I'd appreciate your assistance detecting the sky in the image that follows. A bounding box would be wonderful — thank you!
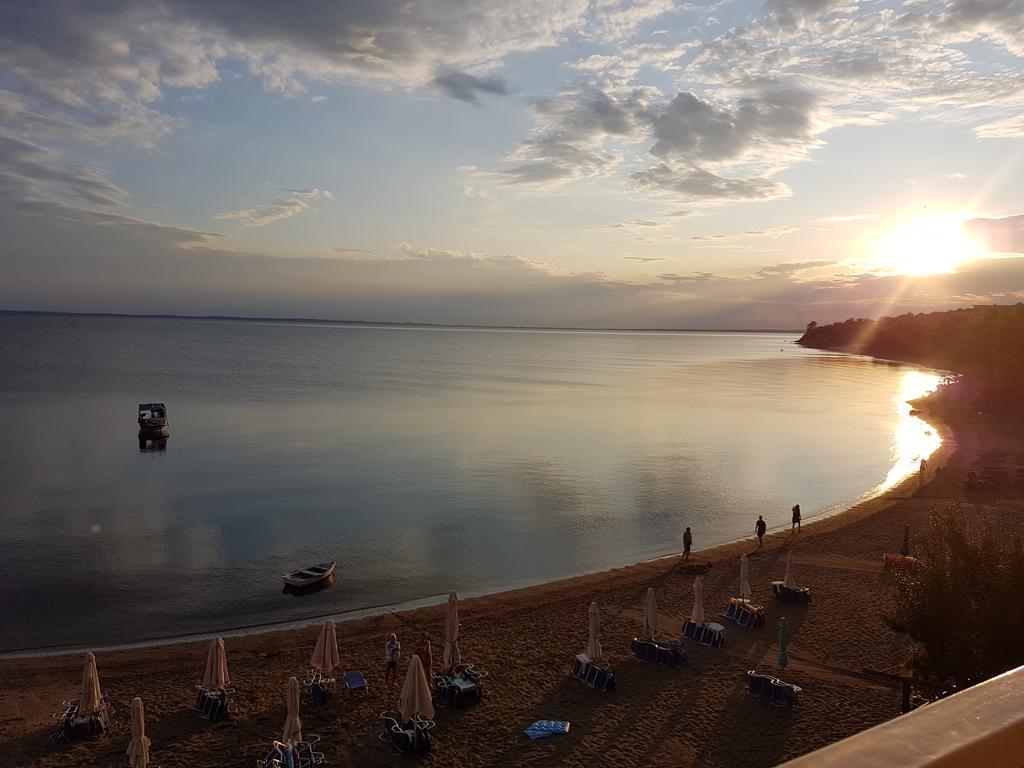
[1,0,1023,329]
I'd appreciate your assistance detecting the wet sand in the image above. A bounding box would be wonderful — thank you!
[4,396,1024,768]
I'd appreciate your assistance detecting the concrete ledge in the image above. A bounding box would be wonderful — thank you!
[779,665,1024,768]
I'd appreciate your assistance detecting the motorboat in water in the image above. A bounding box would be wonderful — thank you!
[138,403,169,437]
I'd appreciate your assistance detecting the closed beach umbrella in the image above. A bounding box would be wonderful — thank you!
[586,601,603,659]
[80,652,103,716]
[783,551,796,589]
[126,697,151,768]
[310,620,340,675]
[202,637,230,690]
[690,577,705,626]
[900,523,911,557]
[740,555,752,601]
[642,587,658,639]
[443,590,462,670]
[778,617,789,669]
[282,676,303,743]
[399,655,435,721]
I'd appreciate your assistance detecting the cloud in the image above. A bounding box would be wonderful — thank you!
[214,188,333,227]
[692,226,798,241]
[632,164,790,202]
[432,68,508,104]
[623,255,668,262]
[648,84,822,167]
[5,180,1024,330]
[974,115,1024,138]
[757,259,834,276]
[496,85,654,186]
[0,136,128,207]
[966,215,1024,254]
[820,213,878,223]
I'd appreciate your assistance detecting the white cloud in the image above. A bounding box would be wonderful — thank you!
[214,188,333,227]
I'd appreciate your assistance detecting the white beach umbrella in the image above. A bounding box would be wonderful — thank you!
[126,697,151,768]
[586,601,603,660]
[399,655,435,721]
[690,577,705,626]
[443,590,461,670]
[80,652,103,716]
[202,636,230,690]
[784,551,796,589]
[740,555,752,601]
[282,676,303,743]
[642,587,659,639]
[310,620,340,675]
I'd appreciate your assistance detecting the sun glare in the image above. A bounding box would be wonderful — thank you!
[871,213,982,276]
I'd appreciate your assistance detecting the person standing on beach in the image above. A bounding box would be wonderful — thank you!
[683,526,693,560]
[415,633,432,678]
[756,515,767,547]
[791,504,801,533]
[919,459,927,491]
[384,633,401,686]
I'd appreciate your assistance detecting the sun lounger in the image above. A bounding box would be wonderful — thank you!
[343,670,368,694]
[525,720,571,740]
[883,553,920,570]
[570,653,617,690]
[746,670,801,707]
[378,711,433,755]
[196,687,231,720]
[722,598,766,627]
[629,638,687,667]
[681,619,725,647]
[771,581,811,604]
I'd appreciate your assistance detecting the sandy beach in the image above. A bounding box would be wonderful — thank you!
[5,396,1024,768]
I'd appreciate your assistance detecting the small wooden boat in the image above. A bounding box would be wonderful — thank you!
[282,561,336,588]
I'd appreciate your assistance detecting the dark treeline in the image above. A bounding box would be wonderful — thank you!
[798,304,1024,400]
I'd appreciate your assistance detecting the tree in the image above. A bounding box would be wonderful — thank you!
[888,501,1024,690]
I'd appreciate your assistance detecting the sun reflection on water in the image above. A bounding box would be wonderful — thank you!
[877,370,943,492]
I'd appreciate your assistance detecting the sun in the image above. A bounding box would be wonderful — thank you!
[871,212,983,276]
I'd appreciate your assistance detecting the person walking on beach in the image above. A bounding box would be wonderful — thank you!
[683,526,693,560]
[918,459,927,491]
[384,633,401,686]
[755,515,767,547]
[791,504,801,533]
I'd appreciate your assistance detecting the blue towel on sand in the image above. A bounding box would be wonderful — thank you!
[525,720,570,740]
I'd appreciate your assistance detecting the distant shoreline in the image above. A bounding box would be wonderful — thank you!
[0,308,802,334]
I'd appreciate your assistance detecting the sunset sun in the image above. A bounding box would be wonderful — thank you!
[872,213,983,276]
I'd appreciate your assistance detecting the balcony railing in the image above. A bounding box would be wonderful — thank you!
[779,665,1024,767]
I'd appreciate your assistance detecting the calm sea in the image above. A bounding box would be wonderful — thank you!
[0,316,940,651]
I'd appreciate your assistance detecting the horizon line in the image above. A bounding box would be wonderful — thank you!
[0,308,803,334]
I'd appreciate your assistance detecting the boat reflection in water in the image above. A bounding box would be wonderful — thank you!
[138,434,168,452]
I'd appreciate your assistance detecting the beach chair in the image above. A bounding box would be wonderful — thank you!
[771,679,802,707]
[378,711,433,756]
[343,670,368,695]
[196,687,232,720]
[571,654,588,681]
[722,598,766,627]
[630,638,686,667]
[771,582,811,604]
[682,619,725,648]
[746,670,775,698]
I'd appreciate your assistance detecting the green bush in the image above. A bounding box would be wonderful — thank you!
[889,501,1024,689]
